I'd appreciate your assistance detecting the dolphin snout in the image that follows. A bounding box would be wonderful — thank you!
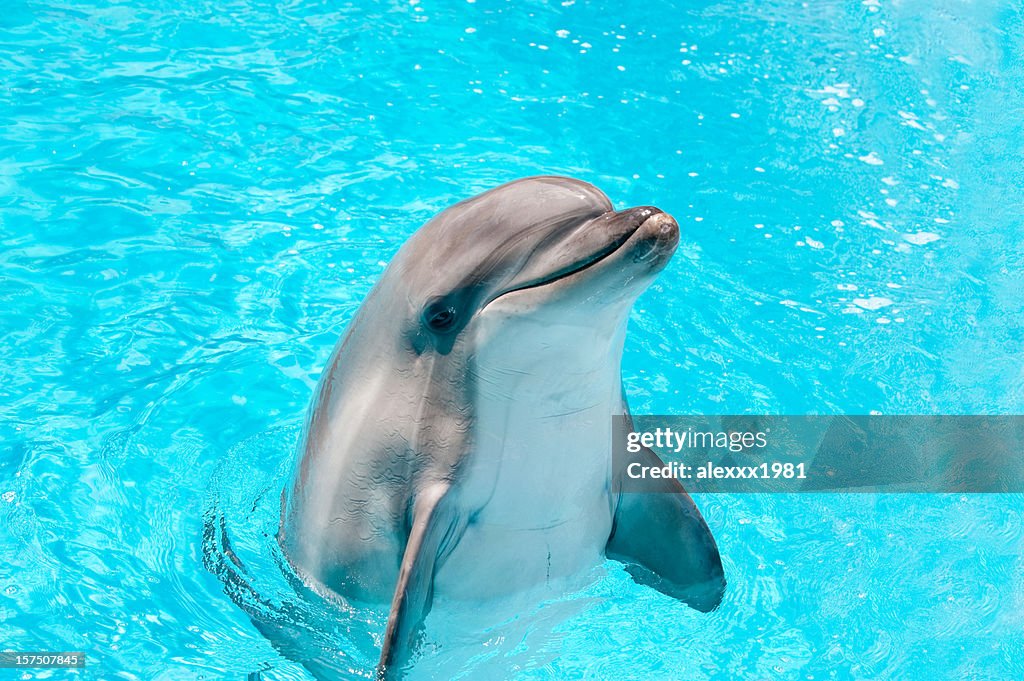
[631,211,679,263]
[643,211,679,241]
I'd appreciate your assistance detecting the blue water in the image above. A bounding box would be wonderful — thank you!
[2,0,1023,678]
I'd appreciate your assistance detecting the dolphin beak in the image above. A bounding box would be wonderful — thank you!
[631,211,680,264]
[490,206,669,301]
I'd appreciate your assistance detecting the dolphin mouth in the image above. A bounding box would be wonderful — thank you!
[491,207,667,300]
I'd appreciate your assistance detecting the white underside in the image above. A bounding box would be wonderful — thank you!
[433,308,627,600]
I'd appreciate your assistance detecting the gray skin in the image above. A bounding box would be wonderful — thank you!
[278,176,725,679]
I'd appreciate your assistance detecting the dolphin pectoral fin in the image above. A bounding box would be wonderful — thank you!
[607,446,725,612]
[377,483,454,680]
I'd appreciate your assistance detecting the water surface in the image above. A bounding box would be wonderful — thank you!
[2,0,1023,678]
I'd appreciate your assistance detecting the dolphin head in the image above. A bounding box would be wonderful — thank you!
[383,176,679,356]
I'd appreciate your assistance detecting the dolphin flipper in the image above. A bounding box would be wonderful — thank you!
[607,445,725,612]
[378,484,456,680]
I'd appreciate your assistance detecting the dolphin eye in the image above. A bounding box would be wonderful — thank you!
[423,300,458,333]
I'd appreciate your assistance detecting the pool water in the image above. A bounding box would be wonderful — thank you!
[2,0,1023,678]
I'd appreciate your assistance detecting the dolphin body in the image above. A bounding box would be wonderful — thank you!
[278,176,725,678]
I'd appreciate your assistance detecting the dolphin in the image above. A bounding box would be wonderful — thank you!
[277,176,725,678]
